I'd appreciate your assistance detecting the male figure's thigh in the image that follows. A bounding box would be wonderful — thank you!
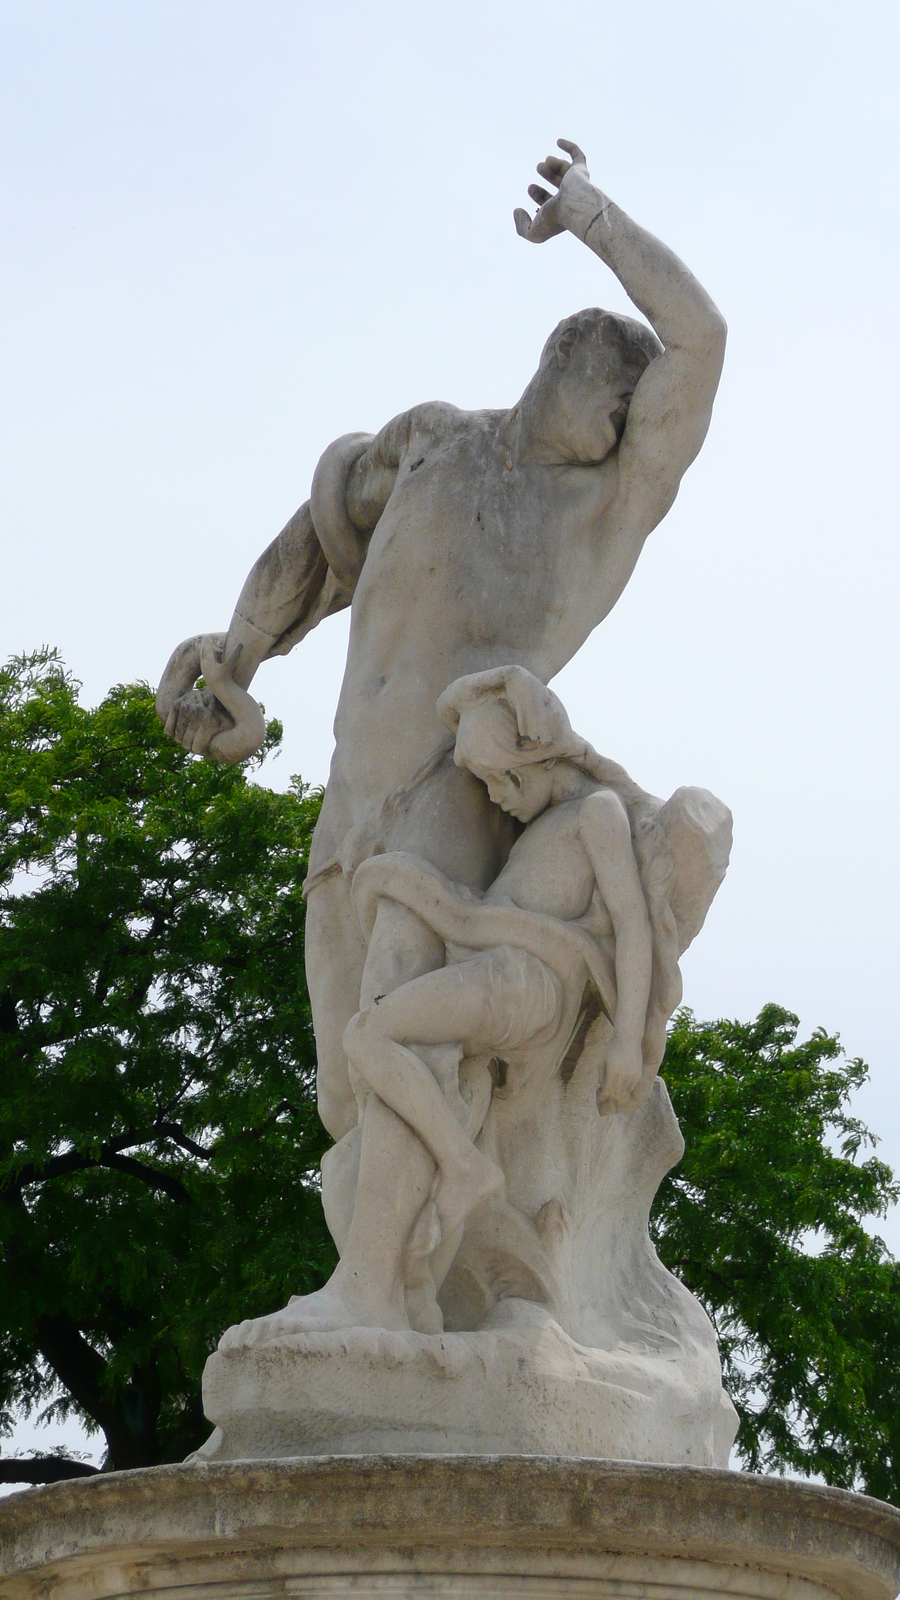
[308,759,511,1133]
[305,871,369,1140]
[388,757,512,890]
[359,900,445,1011]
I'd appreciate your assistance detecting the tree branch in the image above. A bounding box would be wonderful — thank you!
[7,1144,191,1205]
[35,1311,111,1432]
[0,1456,99,1484]
[216,1100,297,1151]
[0,987,19,1034]
[103,1152,191,1204]
[155,1122,214,1160]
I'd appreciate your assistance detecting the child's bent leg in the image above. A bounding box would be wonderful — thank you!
[344,963,504,1235]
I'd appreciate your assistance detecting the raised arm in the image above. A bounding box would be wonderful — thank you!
[515,140,726,521]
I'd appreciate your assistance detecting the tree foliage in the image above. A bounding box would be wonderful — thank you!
[1,651,898,1503]
[654,1006,900,1501]
[0,651,334,1480]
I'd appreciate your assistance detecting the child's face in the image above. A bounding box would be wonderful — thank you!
[478,761,555,823]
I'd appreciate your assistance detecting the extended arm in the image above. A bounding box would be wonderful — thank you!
[577,791,653,1113]
[516,140,726,519]
[157,401,431,761]
[156,432,376,760]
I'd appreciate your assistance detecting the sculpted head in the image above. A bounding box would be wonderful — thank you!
[512,308,662,466]
[438,668,585,824]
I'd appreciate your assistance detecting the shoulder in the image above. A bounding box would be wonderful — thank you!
[406,401,471,444]
[377,401,495,462]
[363,401,467,469]
[577,787,631,841]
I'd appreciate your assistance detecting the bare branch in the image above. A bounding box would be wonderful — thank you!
[103,1152,191,1204]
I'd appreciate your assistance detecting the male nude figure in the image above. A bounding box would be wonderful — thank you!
[158,140,726,1159]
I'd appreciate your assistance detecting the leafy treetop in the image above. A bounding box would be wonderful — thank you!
[656,1005,900,1501]
[0,650,334,1477]
[1,652,898,1505]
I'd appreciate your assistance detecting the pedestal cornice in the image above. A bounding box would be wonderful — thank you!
[1,1456,899,1599]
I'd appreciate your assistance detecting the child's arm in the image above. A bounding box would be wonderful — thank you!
[577,791,653,1114]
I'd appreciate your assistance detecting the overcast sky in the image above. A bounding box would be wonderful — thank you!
[2,0,898,1469]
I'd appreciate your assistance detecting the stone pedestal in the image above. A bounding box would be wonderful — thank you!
[202,1080,740,1472]
[197,1307,737,1465]
[2,1456,898,1599]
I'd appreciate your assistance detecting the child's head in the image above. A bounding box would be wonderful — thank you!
[475,757,559,823]
[438,667,584,822]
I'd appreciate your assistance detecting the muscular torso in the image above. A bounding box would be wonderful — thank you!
[322,406,622,846]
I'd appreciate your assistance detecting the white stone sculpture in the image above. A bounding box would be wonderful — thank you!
[158,141,735,1462]
[200,670,736,1461]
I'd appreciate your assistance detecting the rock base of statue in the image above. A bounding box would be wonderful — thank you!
[195,1299,737,1465]
[3,1457,899,1600]
[192,1077,739,1469]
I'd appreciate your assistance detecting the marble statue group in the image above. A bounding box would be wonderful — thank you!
[157,140,737,1463]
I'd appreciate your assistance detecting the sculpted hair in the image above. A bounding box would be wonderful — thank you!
[541,307,663,379]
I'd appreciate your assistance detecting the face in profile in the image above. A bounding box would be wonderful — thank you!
[525,310,659,466]
[553,353,636,463]
[475,761,556,823]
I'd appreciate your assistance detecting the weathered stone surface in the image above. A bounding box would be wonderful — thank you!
[198,1303,737,1465]
[2,1457,899,1599]
[198,1076,736,1466]
[204,674,735,1464]
[154,142,736,1468]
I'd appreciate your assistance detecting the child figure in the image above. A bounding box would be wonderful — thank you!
[223,665,703,1346]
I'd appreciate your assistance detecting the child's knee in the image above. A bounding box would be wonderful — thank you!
[342,1005,387,1062]
[593,788,628,826]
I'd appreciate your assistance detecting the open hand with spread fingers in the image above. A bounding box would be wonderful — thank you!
[514,138,606,244]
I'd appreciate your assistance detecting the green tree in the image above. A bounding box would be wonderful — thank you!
[2,652,898,1504]
[0,651,334,1483]
[654,1006,900,1501]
